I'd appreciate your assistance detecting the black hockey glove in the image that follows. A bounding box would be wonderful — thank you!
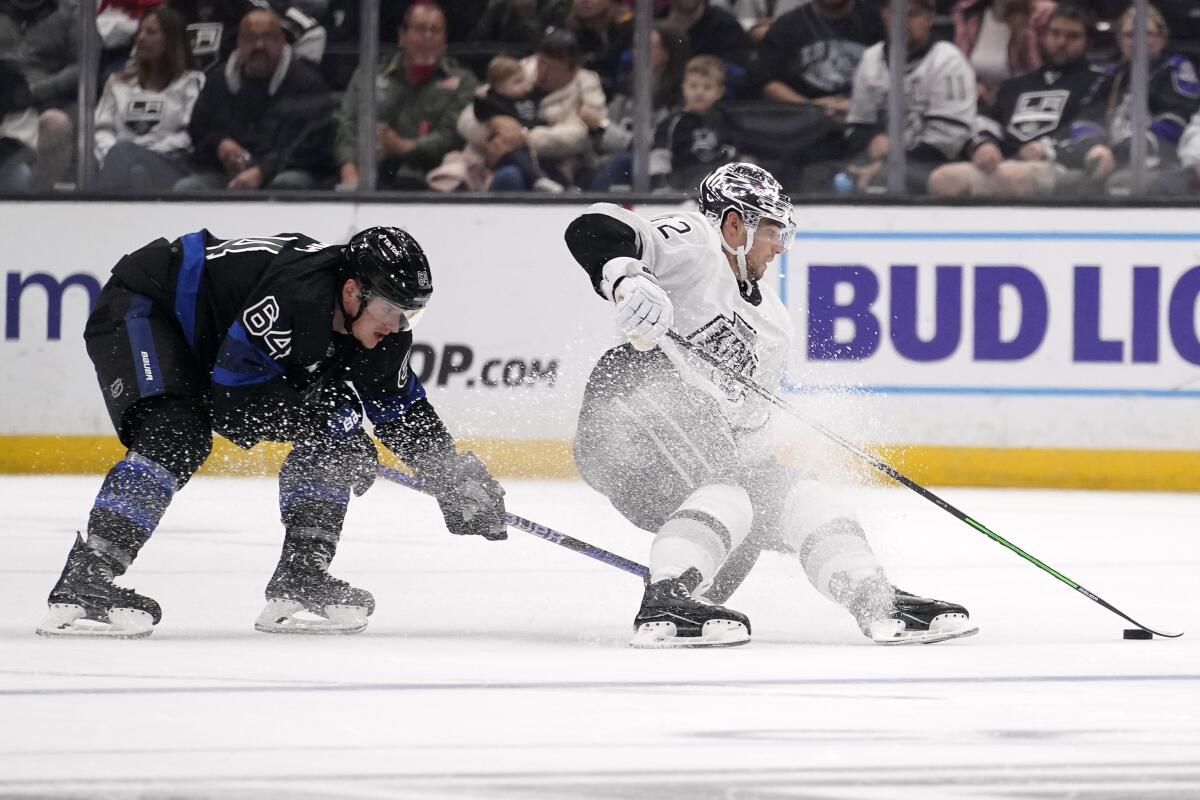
[424,451,507,541]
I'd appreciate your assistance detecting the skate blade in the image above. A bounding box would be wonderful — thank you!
[630,619,751,649]
[35,604,155,639]
[870,613,979,646]
[254,599,368,635]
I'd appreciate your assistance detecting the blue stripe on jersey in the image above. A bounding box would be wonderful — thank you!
[212,321,286,387]
[174,231,207,351]
[125,294,164,399]
[358,371,427,425]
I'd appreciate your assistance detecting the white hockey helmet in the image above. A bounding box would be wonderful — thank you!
[698,163,795,285]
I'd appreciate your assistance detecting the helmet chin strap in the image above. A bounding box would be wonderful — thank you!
[337,279,367,329]
[720,225,757,290]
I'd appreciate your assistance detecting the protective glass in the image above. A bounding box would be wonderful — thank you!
[363,293,425,331]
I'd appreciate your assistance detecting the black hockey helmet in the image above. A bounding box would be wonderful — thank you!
[343,226,433,311]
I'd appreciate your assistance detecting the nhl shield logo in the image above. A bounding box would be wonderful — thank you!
[109,378,124,398]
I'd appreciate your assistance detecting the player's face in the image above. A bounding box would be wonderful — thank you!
[744,220,791,280]
[1042,18,1087,66]
[341,279,410,348]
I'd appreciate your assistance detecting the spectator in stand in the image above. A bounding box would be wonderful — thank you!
[1151,105,1200,194]
[379,0,484,45]
[566,0,632,98]
[650,54,741,191]
[929,3,1103,197]
[1065,4,1200,194]
[336,1,475,191]
[715,0,806,41]
[661,0,752,91]
[0,58,37,192]
[0,0,88,190]
[96,0,164,86]
[456,26,604,190]
[469,0,569,50]
[170,0,325,73]
[759,0,884,116]
[952,0,1055,111]
[96,7,205,191]
[177,7,334,189]
[842,0,975,193]
[756,0,884,190]
[582,23,689,190]
[471,54,563,191]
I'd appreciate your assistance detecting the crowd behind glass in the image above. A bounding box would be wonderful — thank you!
[2,0,1199,198]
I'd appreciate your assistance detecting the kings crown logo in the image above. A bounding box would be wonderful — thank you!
[688,314,757,404]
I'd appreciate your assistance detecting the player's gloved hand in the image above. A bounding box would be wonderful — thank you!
[614,274,673,349]
[424,451,507,540]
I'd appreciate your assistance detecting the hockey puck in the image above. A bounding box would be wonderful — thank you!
[1123,628,1153,640]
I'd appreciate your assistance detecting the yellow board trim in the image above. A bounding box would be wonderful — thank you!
[0,436,1196,491]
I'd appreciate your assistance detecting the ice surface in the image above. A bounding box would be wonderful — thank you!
[2,475,1199,799]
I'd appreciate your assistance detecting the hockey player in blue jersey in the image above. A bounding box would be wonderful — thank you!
[38,227,507,638]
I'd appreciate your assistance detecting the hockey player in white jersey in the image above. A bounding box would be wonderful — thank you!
[564,162,976,648]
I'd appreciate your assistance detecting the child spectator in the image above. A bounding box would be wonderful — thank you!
[474,54,563,192]
[650,54,740,191]
[453,26,604,191]
[95,7,204,191]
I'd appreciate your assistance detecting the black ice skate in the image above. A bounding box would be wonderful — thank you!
[36,533,161,639]
[851,578,978,645]
[630,567,751,648]
[255,546,374,635]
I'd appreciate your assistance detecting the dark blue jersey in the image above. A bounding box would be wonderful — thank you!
[108,230,426,436]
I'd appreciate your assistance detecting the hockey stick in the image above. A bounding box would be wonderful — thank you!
[378,466,650,584]
[666,330,1183,638]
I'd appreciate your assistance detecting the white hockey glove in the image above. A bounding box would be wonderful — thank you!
[614,274,673,350]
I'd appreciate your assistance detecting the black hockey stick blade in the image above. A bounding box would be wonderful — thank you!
[665,330,1183,639]
[378,466,650,584]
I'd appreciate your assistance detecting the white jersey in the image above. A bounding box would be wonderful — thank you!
[585,202,793,444]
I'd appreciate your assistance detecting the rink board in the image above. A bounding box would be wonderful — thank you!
[1,200,1198,488]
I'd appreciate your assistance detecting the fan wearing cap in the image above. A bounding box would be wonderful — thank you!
[37,226,506,640]
[564,162,976,649]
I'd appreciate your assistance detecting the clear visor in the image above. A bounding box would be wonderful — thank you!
[753,220,796,249]
[363,293,425,331]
